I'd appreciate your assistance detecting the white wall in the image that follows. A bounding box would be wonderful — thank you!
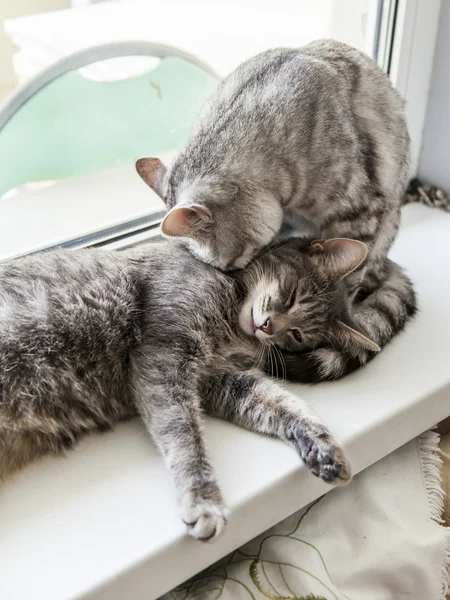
[0,0,69,100]
[418,1,450,191]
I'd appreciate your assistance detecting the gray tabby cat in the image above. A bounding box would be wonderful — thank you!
[1,237,384,540]
[136,39,413,382]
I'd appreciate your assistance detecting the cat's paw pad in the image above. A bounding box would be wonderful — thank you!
[180,485,228,542]
[294,428,352,485]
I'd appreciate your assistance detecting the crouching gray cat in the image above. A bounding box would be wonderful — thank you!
[0,237,397,541]
[136,39,412,382]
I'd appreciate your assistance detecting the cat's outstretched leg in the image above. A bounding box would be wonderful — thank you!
[131,360,227,542]
[273,258,416,383]
[202,370,351,485]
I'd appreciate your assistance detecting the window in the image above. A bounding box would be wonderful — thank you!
[0,0,439,260]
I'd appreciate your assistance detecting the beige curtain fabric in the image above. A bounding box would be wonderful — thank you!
[165,431,450,600]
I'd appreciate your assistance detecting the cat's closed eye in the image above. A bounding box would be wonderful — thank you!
[290,328,303,344]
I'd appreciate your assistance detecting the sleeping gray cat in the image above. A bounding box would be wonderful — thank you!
[0,237,399,541]
[136,39,412,382]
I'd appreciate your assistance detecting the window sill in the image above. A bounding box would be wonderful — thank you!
[0,164,165,261]
[2,203,450,599]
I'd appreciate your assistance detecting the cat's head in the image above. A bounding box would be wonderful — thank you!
[239,237,380,355]
[136,157,282,270]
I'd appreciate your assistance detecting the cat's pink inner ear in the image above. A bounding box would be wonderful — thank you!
[135,157,167,199]
[161,206,210,238]
[313,238,368,279]
[337,321,381,352]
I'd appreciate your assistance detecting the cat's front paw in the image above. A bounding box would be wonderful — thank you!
[293,426,352,485]
[180,483,228,542]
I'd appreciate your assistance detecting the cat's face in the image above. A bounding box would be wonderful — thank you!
[135,157,282,270]
[239,238,380,355]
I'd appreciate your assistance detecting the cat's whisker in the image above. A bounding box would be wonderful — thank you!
[269,345,278,380]
[268,343,275,379]
[258,237,294,259]
[272,343,287,381]
[257,345,267,372]
[252,342,265,372]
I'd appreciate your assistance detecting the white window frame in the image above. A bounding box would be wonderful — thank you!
[389,0,442,177]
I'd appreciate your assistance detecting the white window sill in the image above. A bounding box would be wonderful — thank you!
[0,164,165,261]
[2,203,450,600]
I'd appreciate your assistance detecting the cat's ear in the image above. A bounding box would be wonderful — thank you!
[136,157,167,200]
[308,238,368,279]
[161,205,211,238]
[336,320,381,353]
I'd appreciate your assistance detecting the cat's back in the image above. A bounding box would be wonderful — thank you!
[197,39,402,127]
[0,242,234,362]
[190,39,408,199]
[298,40,408,147]
[0,248,140,343]
[0,249,143,411]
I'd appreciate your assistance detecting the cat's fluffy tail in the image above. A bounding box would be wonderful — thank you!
[272,259,416,383]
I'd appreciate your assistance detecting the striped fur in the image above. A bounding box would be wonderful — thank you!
[138,40,409,274]
[136,39,413,381]
[271,259,416,383]
[0,239,363,541]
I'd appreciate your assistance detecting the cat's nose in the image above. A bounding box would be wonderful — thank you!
[259,318,273,335]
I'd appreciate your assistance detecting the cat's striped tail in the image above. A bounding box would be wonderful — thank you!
[273,259,417,384]
[403,178,450,212]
